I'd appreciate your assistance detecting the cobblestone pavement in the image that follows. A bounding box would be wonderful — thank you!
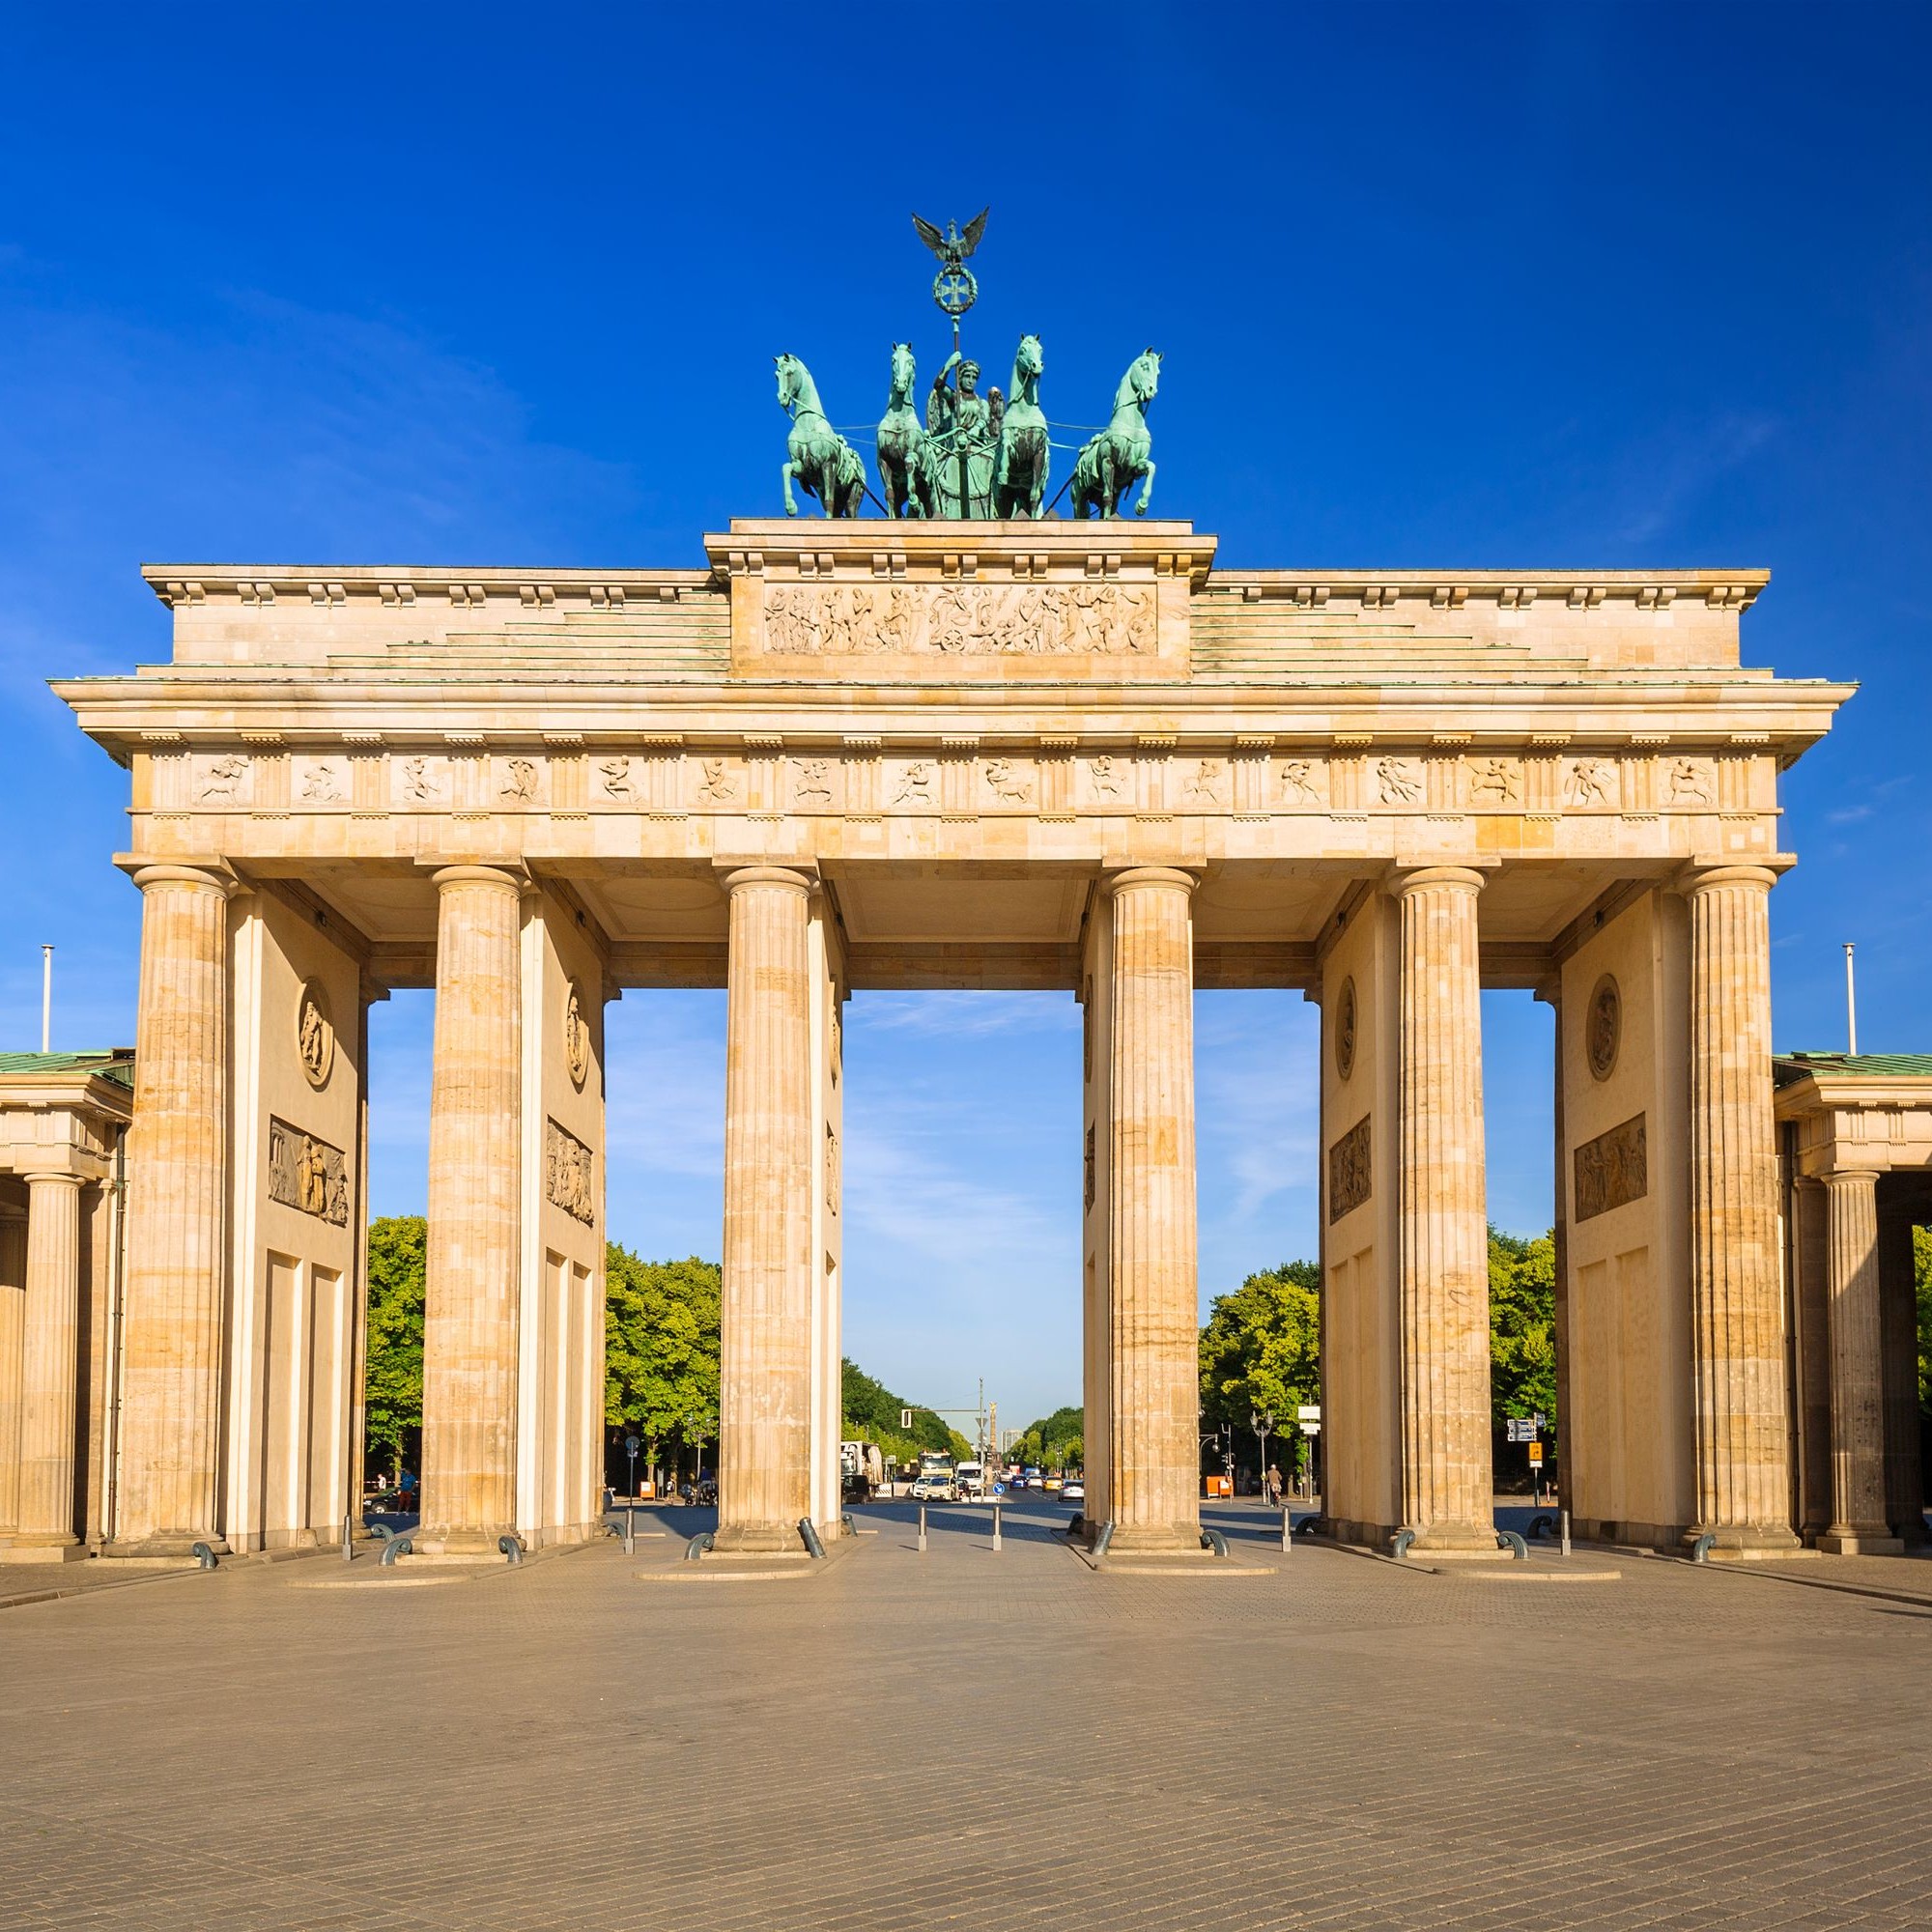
[2,1496,1929,1931]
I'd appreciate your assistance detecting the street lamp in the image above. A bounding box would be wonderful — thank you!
[1251,1408,1275,1501]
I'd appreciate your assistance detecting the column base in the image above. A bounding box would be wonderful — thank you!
[710,1521,810,1555]
[0,1538,87,1565]
[1101,1520,1203,1556]
[102,1535,228,1561]
[1818,1529,1905,1556]
[415,1525,516,1557]
[1405,1521,1512,1560]
[1681,1523,1803,1561]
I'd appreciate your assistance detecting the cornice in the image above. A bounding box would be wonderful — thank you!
[139,556,1769,614]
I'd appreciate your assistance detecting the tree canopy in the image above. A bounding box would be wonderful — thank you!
[1914,1227,1932,1411]
[841,1358,972,1463]
[603,1248,721,1458]
[1011,1405,1084,1470]
[1198,1260,1321,1442]
[365,1215,426,1472]
[1489,1227,1558,1427]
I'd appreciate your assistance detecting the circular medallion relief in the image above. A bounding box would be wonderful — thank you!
[563,981,590,1091]
[1335,977,1358,1082]
[297,980,334,1091]
[1586,974,1621,1082]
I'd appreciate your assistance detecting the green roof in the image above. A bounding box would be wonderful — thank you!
[1775,1052,1932,1086]
[0,1051,135,1089]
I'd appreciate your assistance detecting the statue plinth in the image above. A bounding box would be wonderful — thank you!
[710,520,1210,685]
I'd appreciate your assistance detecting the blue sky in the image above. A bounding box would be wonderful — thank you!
[3,5,1927,1426]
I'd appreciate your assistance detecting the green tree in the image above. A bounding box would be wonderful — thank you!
[1914,1226,1932,1412]
[1198,1261,1321,1444]
[364,1215,426,1475]
[603,1248,722,1473]
[1489,1226,1558,1430]
[1012,1404,1085,1470]
[840,1358,971,1465]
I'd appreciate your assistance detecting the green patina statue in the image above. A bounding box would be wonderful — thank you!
[1070,349,1160,519]
[876,341,933,519]
[776,353,865,518]
[993,332,1048,519]
[925,350,1000,519]
[771,213,1168,519]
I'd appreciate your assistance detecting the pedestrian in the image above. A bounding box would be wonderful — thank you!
[1264,1464,1282,1507]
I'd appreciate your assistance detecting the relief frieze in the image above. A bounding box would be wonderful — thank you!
[182,744,1741,825]
[1574,1113,1646,1222]
[545,1119,595,1225]
[268,1117,350,1226]
[1329,1115,1372,1223]
[761,581,1156,657]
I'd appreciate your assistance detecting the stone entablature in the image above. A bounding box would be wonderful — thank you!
[1775,1055,1932,1177]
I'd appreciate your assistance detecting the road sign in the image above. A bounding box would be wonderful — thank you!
[1506,1418,1539,1442]
[1300,1421,1321,1435]
[900,1407,913,1430]
[1527,1441,1544,1463]
[1296,1405,1321,1423]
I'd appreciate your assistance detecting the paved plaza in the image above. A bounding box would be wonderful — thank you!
[2,1496,1928,1931]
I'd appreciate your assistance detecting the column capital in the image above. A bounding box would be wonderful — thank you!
[1391,863,1491,897]
[1105,865,1199,896]
[17,1168,87,1192]
[122,860,238,897]
[1680,858,1792,896]
[428,862,528,895]
[1823,1165,1883,1188]
[717,863,816,896]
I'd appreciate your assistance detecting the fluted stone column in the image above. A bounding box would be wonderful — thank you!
[716,867,814,1551]
[109,864,232,1555]
[420,866,525,1553]
[1877,1208,1924,1544]
[0,1215,25,1539]
[1106,867,1201,1553]
[1396,867,1496,1551]
[1821,1169,1897,1552]
[1686,865,1799,1554]
[13,1173,86,1554]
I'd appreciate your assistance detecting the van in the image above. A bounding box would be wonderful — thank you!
[955,1461,985,1500]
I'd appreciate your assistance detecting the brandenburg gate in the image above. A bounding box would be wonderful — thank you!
[45,519,1852,1562]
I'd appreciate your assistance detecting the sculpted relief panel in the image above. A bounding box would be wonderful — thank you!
[761,582,1156,657]
[268,1119,351,1226]
[1574,1113,1647,1222]
[546,1119,596,1226]
[1328,1116,1372,1223]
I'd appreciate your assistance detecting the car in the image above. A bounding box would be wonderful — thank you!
[1041,1475,1064,1493]
[910,1473,954,1501]
[1063,1479,1085,1503]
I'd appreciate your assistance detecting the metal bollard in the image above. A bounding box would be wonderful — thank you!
[624,1503,635,1557]
[1560,1509,1571,1557]
[918,1502,927,1552]
[992,1502,1002,1551]
[1282,1504,1292,1553]
[344,1510,355,1564]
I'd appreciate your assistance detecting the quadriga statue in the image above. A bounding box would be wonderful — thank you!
[1070,349,1160,519]
[876,342,933,519]
[776,353,866,518]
